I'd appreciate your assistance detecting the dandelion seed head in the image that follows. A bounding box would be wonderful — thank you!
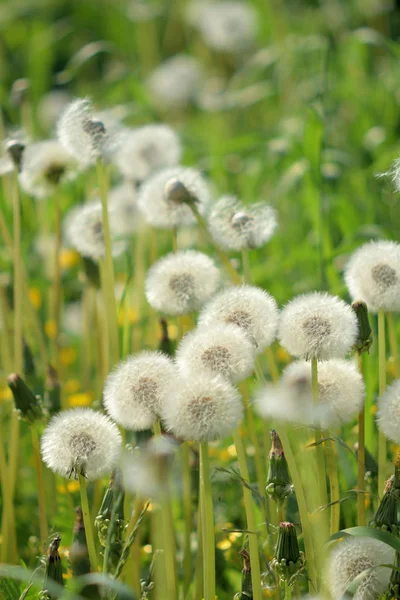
[198,285,279,353]
[40,408,122,480]
[146,251,220,315]
[103,351,177,431]
[176,324,255,383]
[344,241,400,313]
[279,292,357,360]
[147,54,203,109]
[377,379,400,443]
[137,166,212,229]
[162,374,243,441]
[208,196,277,250]
[327,537,394,600]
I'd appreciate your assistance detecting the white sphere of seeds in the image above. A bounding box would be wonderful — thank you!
[103,351,177,431]
[145,250,220,316]
[137,166,212,230]
[176,324,256,383]
[40,408,122,480]
[198,285,279,353]
[162,374,243,442]
[279,292,358,360]
[147,54,203,109]
[344,240,400,313]
[327,537,394,600]
[377,379,400,443]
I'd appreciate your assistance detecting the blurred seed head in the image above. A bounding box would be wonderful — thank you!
[377,379,400,444]
[147,54,203,110]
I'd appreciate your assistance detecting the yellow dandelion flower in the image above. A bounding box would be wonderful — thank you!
[29,287,42,309]
[60,347,77,366]
[142,544,152,555]
[168,323,178,340]
[217,539,232,550]
[64,379,80,394]
[276,347,291,363]
[57,484,67,494]
[219,449,231,462]
[118,307,139,326]
[227,444,237,458]
[45,320,57,339]
[67,481,80,493]
[0,386,12,403]
[67,392,93,407]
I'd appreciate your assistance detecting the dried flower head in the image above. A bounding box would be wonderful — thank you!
[108,182,140,237]
[57,98,109,166]
[65,201,127,260]
[40,408,122,480]
[344,241,400,313]
[377,379,400,444]
[198,285,279,353]
[146,250,220,315]
[162,374,243,441]
[176,324,256,383]
[279,292,358,360]
[147,54,203,109]
[189,1,258,53]
[327,537,394,600]
[103,351,177,431]
[18,140,77,199]
[137,166,212,229]
[113,125,181,182]
[208,196,277,250]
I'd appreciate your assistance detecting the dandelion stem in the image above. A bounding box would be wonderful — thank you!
[161,492,178,600]
[324,435,340,535]
[31,425,48,546]
[387,312,400,378]
[182,442,193,596]
[232,429,262,600]
[79,474,98,573]
[241,249,251,284]
[199,441,216,600]
[378,310,387,496]
[311,359,328,512]
[50,190,62,370]
[357,353,366,526]
[240,382,266,498]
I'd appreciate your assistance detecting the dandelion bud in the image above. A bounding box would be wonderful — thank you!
[145,250,220,316]
[327,537,394,600]
[279,292,358,360]
[352,300,373,355]
[162,374,243,442]
[42,534,64,599]
[266,431,293,505]
[377,380,400,444]
[7,373,44,424]
[344,241,400,313]
[198,285,279,353]
[45,365,61,417]
[271,522,304,584]
[176,324,256,383]
[370,464,400,534]
[6,139,25,171]
[40,408,122,480]
[234,547,252,600]
[137,167,212,229]
[70,507,90,577]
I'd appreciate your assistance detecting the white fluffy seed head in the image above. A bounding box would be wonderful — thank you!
[18,140,77,199]
[40,408,122,480]
[344,241,400,313]
[146,250,221,316]
[377,379,400,443]
[64,201,127,260]
[137,166,212,229]
[327,537,394,600]
[112,125,181,181]
[208,196,277,250]
[103,351,177,431]
[162,374,243,441]
[176,324,256,383]
[189,1,258,53]
[108,182,140,237]
[147,55,203,109]
[279,292,358,360]
[57,98,109,167]
[198,285,279,353]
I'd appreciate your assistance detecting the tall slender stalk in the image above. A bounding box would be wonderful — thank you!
[31,426,48,546]
[324,435,340,534]
[357,353,366,526]
[182,442,193,596]
[311,359,328,511]
[378,310,387,496]
[199,441,215,600]
[50,191,62,370]
[79,474,98,573]
[232,430,263,600]
[387,312,400,378]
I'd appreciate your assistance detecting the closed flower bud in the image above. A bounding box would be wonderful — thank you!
[7,373,45,424]
[266,431,293,505]
[42,534,64,599]
[370,464,400,534]
[352,300,373,355]
[271,522,304,584]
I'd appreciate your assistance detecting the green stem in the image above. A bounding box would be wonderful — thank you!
[232,430,262,600]
[387,312,400,378]
[50,191,62,370]
[311,359,328,511]
[182,442,193,596]
[199,441,216,600]
[357,353,366,526]
[241,249,252,284]
[32,426,48,547]
[194,497,204,600]
[378,310,387,496]
[161,493,178,600]
[240,383,266,498]
[284,579,292,600]
[324,435,340,535]
[79,474,98,573]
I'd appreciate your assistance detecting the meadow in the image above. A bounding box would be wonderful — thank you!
[1,0,400,599]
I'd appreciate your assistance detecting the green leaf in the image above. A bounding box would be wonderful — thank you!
[0,577,20,600]
[330,526,400,552]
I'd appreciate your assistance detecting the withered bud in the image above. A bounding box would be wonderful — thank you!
[352,301,373,355]
[7,373,44,424]
[6,140,25,171]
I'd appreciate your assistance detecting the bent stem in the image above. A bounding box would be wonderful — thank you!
[199,441,216,600]
[357,353,366,526]
[31,426,48,547]
[79,474,98,573]
[378,310,387,496]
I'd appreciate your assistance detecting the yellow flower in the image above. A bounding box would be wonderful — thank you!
[118,307,139,326]
[227,444,237,458]
[64,379,80,394]
[60,347,77,366]
[68,392,93,407]
[45,320,57,339]
[60,249,80,270]
[67,481,80,493]
[57,484,67,494]
[29,287,42,309]
[217,539,232,550]
[0,386,12,403]
[142,544,152,555]
[276,347,291,363]
[169,324,178,341]
[219,449,231,462]
[370,404,377,415]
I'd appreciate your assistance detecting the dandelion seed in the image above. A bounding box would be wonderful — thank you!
[146,250,220,315]
[162,374,243,442]
[377,379,400,444]
[176,324,256,383]
[198,285,278,352]
[147,54,203,109]
[103,351,177,431]
[344,241,400,313]
[279,292,357,360]
[112,125,181,182]
[40,408,122,480]
[327,537,394,600]
[208,195,277,250]
[137,166,212,229]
